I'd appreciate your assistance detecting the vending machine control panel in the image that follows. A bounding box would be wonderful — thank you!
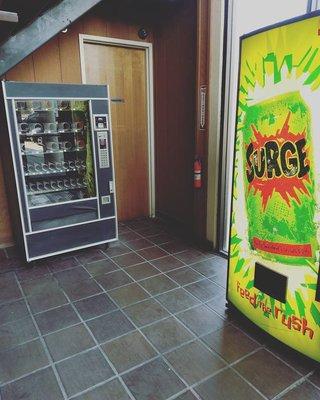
[97,131,110,169]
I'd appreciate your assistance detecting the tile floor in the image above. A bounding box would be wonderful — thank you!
[0,218,319,399]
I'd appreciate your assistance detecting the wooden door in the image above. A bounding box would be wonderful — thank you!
[83,43,149,221]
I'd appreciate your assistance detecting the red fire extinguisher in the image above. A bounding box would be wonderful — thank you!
[194,158,202,189]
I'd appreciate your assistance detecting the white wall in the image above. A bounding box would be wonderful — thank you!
[206,0,225,246]
[207,0,310,250]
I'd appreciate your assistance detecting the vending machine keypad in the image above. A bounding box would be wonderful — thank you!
[97,132,110,169]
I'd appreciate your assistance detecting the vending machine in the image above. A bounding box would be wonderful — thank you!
[227,12,320,361]
[1,81,117,262]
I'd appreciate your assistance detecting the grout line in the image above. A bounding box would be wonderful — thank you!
[0,274,224,346]
[0,312,38,329]
[67,375,126,400]
[272,372,313,400]
[176,346,269,400]
[98,243,227,329]
[105,354,160,377]
[227,347,263,367]
[306,374,320,391]
[89,242,237,397]
[0,364,56,388]
[0,296,25,308]
[0,249,230,396]
[116,223,214,261]
[1,228,215,296]
[224,343,314,400]
[166,387,203,400]
[167,387,203,400]
[262,347,307,377]
[228,364,270,400]
[13,277,69,400]
[179,345,266,398]
[101,244,216,299]
[77,254,205,398]
[113,226,223,289]
[2,279,310,400]
[13,256,81,282]
[0,300,205,356]
[0,221,269,400]
[49,273,136,400]
[109,225,277,400]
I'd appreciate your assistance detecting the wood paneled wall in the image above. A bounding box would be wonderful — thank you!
[154,0,197,228]
[194,0,211,240]
[0,0,198,245]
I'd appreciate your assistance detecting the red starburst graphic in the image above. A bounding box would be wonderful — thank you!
[247,112,311,210]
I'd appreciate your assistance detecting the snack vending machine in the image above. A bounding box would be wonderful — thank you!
[227,12,320,361]
[1,81,117,262]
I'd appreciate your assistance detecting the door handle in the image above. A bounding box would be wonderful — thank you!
[111,98,125,103]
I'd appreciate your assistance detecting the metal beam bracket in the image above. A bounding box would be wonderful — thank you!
[0,11,18,23]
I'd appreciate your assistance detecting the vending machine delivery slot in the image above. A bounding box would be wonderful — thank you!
[253,263,288,304]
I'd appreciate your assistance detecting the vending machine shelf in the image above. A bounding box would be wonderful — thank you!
[26,184,87,196]
[21,149,86,156]
[19,131,85,137]
[25,167,84,177]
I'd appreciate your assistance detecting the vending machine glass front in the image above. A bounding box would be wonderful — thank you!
[15,99,96,208]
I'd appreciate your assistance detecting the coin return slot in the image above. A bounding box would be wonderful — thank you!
[101,195,111,205]
[254,262,287,303]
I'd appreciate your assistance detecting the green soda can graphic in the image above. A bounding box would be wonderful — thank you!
[242,91,317,265]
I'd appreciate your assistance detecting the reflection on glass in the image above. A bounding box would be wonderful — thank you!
[15,99,96,207]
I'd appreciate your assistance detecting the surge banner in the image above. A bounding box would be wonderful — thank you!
[228,13,320,361]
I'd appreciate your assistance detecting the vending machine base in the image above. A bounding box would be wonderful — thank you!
[1,81,117,262]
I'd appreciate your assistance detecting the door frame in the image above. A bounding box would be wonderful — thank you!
[79,34,155,217]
